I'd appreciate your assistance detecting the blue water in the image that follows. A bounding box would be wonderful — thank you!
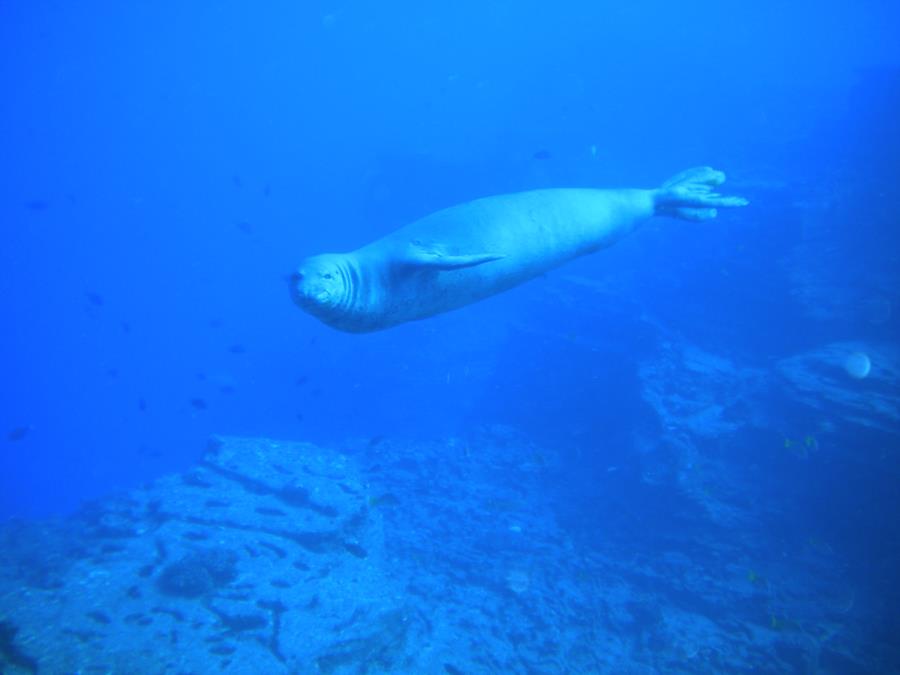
[2,1,899,672]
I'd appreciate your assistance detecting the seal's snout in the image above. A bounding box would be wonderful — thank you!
[290,265,333,307]
[290,255,349,319]
[289,270,310,307]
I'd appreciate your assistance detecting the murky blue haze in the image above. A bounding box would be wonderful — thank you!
[1,1,898,672]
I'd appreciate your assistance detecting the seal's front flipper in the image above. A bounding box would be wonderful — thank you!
[398,241,506,271]
[655,166,749,221]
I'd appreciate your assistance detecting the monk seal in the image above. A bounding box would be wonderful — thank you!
[291,166,748,332]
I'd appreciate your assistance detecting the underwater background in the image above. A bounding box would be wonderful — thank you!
[1,1,899,672]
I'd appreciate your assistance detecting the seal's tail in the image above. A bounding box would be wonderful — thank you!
[655,166,748,221]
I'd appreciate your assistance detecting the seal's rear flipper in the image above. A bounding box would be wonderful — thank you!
[655,166,749,221]
[398,241,506,271]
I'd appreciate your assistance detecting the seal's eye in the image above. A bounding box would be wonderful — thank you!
[323,273,334,280]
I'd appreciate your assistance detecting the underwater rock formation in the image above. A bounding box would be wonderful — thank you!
[0,436,395,673]
[0,620,38,674]
[0,433,886,673]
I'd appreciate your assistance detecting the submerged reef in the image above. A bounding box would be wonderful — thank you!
[0,437,391,673]
[0,432,888,673]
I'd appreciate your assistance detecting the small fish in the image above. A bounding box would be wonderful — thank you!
[343,542,367,558]
[86,610,111,625]
[121,321,132,334]
[367,493,399,507]
[232,175,243,189]
[86,292,105,307]
[25,199,50,211]
[747,569,767,586]
[138,397,147,412]
[7,426,30,441]
[106,367,119,378]
[219,385,235,395]
[190,398,208,410]
[532,149,552,160]
[263,184,272,198]
[236,221,253,235]
[229,344,246,355]
[368,435,386,447]
[138,444,163,458]
[295,412,304,422]
[295,375,309,386]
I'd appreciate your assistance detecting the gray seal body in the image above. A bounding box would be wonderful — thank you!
[291,167,747,333]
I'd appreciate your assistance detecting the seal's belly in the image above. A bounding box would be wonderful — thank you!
[398,249,555,316]
[376,189,626,324]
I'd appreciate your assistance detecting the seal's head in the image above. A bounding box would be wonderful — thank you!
[289,253,357,325]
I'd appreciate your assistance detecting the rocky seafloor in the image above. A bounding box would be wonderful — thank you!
[0,428,891,674]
